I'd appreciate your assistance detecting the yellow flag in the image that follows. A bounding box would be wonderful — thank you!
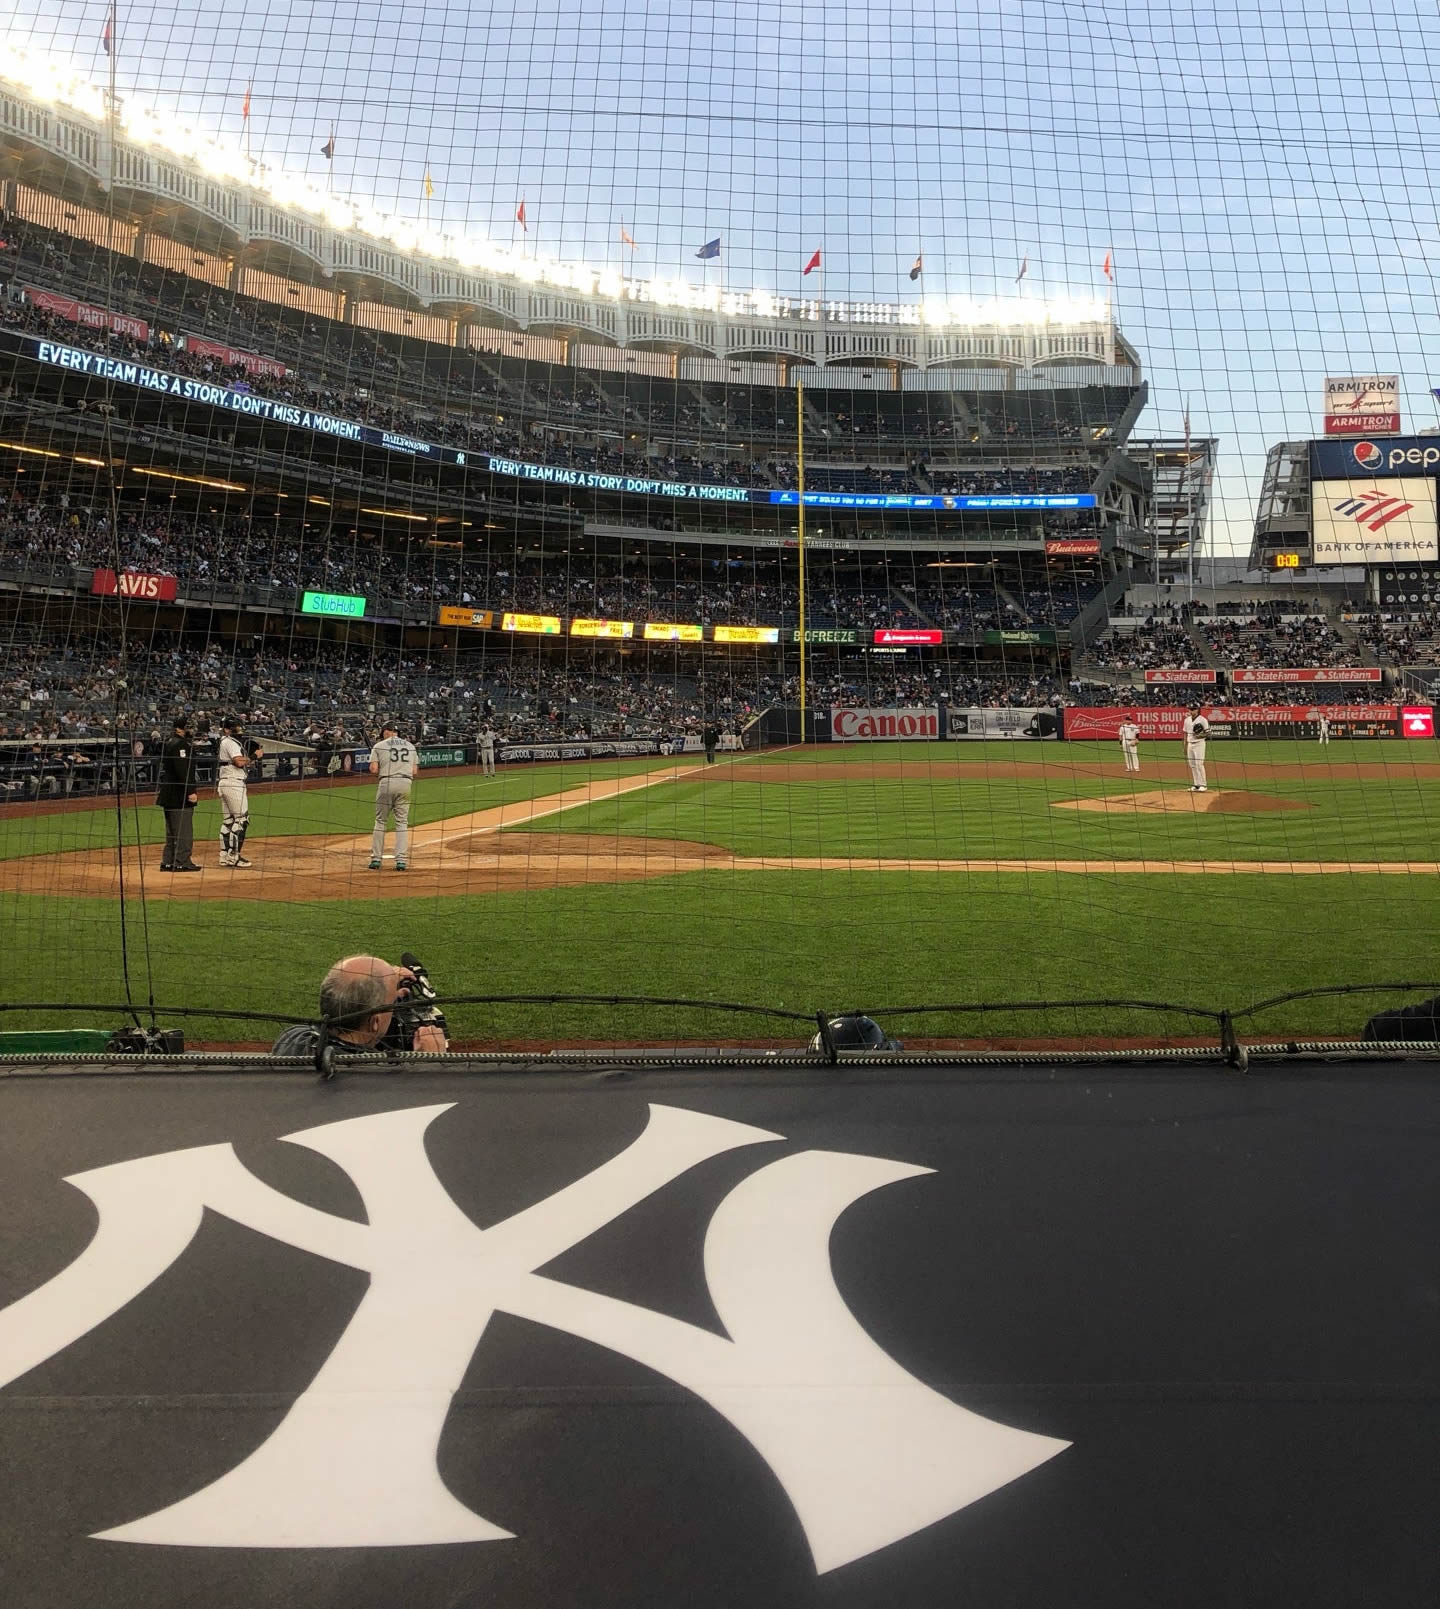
[424,168,434,200]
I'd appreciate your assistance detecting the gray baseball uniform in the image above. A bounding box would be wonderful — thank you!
[217,734,251,863]
[371,734,417,864]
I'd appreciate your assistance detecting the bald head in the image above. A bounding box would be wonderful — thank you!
[319,954,398,1045]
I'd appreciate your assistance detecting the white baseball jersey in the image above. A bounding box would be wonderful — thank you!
[1118,720,1140,747]
[217,735,247,786]
[373,736,417,781]
[1183,714,1210,747]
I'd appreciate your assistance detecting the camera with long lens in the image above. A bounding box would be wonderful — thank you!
[376,951,448,1052]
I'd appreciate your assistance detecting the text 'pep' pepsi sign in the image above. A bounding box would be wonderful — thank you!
[1312,435,1440,480]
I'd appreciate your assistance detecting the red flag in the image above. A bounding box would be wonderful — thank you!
[1102,250,1113,281]
[619,224,636,249]
[102,9,113,54]
[242,83,251,121]
[516,199,527,231]
[803,248,821,276]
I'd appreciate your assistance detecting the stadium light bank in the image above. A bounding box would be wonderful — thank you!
[1,44,1108,333]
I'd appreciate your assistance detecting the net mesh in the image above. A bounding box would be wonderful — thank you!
[1,1,1438,1053]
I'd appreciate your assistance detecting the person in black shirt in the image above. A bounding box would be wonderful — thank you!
[156,715,201,871]
[1362,996,1440,1041]
[703,722,720,764]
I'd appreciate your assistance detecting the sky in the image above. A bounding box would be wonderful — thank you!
[7,0,1440,555]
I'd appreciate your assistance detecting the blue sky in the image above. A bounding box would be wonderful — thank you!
[8,0,1440,554]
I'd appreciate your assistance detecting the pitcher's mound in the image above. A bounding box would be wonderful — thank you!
[1056,788,1310,815]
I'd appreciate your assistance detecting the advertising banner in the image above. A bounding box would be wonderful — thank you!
[1044,538,1102,556]
[301,591,366,618]
[417,746,467,769]
[830,707,940,741]
[1144,669,1218,685]
[182,334,287,380]
[790,628,860,644]
[487,454,750,504]
[27,287,148,342]
[873,629,942,646]
[1311,435,1440,480]
[1402,706,1435,738]
[1064,705,1399,740]
[436,606,494,629]
[714,625,780,644]
[982,628,1058,646]
[1231,667,1383,684]
[89,568,178,601]
[32,338,447,463]
[499,738,663,764]
[569,619,634,638]
[501,613,563,635]
[1064,707,1200,740]
[1322,375,1400,436]
[1310,478,1438,564]
[945,707,1058,740]
[769,491,1098,511]
[643,623,704,642]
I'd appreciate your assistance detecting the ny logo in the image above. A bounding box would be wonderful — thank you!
[0,1103,1067,1572]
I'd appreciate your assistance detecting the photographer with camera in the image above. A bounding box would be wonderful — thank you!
[270,953,448,1058]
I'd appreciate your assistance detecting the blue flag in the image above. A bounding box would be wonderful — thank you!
[695,237,721,260]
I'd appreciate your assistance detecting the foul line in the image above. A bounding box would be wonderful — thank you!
[734,856,1440,876]
[424,763,708,848]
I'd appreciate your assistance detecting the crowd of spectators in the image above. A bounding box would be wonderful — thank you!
[1350,612,1440,668]
[1199,616,1355,669]
[0,489,1104,634]
[1082,620,1201,672]
[0,615,1071,774]
[1076,682,1390,708]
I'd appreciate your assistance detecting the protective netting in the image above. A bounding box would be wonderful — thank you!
[2,2,1439,1052]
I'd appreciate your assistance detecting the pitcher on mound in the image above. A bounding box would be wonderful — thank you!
[1182,706,1211,793]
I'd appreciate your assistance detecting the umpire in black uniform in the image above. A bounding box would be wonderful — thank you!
[156,715,201,871]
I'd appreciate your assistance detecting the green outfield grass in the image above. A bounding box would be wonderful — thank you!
[2,739,1438,1047]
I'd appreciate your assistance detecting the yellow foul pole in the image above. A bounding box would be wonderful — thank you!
[796,382,807,733]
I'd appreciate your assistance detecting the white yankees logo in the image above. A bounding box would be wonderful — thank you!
[0,1103,1067,1571]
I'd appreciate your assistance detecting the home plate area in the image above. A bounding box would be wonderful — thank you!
[1055,787,1310,815]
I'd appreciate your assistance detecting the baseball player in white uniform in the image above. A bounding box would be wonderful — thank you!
[1182,706,1211,792]
[370,720,418,870]
[1118,715,1141,773]
[1317,712,1330,745]
[479,725,497,776]
[217,716,260,868]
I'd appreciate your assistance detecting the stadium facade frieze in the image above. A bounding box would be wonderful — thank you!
[0,72,1121,371]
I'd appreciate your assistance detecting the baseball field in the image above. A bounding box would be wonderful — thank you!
[2,737,1437,1047]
